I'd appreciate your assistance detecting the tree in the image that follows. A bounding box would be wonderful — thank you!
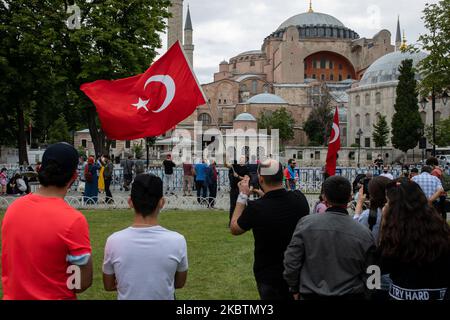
[391,59,423,154]
[63,0,171,157]
[303,83,334,146]
[425,118,450,147]
[0,0,171,162]
[132,141,144,159]
[47,114,72,145]
[0,1,68,164]
[257,108,295,144]
[372,114,390,154]
[413,0,450,96]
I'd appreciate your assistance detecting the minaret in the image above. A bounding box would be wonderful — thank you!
[395,16,402,51]
[168,0,183,48]
[400,30,408,51]
[184,5,194,67]
[308,0,314,13]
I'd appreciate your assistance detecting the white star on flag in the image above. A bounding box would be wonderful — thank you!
[132,98,150,112]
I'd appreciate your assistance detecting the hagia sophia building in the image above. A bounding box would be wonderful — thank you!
[165,0,448,165]
[74,0,448,165]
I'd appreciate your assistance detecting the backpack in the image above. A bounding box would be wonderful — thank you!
[84,164,93,183]
[441,171,450,192]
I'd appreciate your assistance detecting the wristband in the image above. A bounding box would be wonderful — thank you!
[237,193,248,205]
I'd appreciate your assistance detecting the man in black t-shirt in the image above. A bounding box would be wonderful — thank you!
[230,160,310,300]
[162,155,176,195]
[227,158,250,224]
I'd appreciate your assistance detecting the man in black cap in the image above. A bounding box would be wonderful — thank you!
[1,142,93,300]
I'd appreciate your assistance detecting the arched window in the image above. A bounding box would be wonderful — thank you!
[355,95,360,107]
[198,113,212,125]
[263,84,270,93]
[365,113,371,127]
[355,114,361,127]
[375,92,381,105]
[365,93,371,106]
[435,111,442,122]
[252,80,258,94]
[420,111,427,124]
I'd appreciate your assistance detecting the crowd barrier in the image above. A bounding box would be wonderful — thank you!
[0,193,322,212]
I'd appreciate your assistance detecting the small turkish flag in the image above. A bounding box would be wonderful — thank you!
[325,107,341,177]
[80,41,206,140]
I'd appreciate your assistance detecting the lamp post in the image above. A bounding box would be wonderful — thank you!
[357,128,363,168]
[421,90,449,157]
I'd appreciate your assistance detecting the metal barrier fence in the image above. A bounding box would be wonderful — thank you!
[4,166,421,194]
[0,193,323,212]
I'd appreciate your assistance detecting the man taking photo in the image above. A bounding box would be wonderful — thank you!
[230,159,309,300]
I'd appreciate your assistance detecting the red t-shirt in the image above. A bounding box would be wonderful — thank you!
[1,194,91,300]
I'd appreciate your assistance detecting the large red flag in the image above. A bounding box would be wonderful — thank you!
[80,41,206,140]
[325,107,341,177]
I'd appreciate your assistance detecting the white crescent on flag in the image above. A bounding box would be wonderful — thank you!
[329,123,340,144]
[132,75,176,113]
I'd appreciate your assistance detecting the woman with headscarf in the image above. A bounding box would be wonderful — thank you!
[83,156,100,204]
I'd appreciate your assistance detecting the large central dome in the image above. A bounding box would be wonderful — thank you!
[277,12,345,31]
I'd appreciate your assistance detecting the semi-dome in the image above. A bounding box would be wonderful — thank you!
[277,12,345,31]
[235,113,257,122]
[247,93,287,104]
[360,51,428,86]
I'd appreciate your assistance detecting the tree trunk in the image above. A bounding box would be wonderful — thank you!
[16,103,29,165]
[87,106,112,157]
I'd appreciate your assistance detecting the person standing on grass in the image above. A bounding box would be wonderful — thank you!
[103,155,114,204]
[163,154,176,195]
[102,174,188,300]
[379,180,450,300]
[230,159,310,300]
[205,160,218,208]
[283,176,376,300]
[227,157,250,224]
[122,155,134,192]
[284,159,298,191]
[182,160,194,196]
[2,143,92,300]
[84,156,100,204]
[194,159,208,204]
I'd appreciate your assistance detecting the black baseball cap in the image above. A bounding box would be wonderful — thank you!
[41,142,79,174]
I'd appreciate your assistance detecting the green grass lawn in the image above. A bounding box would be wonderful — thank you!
[0,210,259,300]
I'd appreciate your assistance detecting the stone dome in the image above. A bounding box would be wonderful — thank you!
[247,93,287,104]
[234,113,257,122]
[277,12,345,31]
[360,51,428,87]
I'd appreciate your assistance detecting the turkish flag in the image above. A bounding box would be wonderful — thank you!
[80,41,206,140]
[325,107,341,177]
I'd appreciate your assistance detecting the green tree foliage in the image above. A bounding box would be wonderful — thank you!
[258,108,295,144]
[63,0,170,156]
[132,141,144,159]
[413,0,450,96]
[303,84,334,146]
[0,1,68,163]
[47,114,72,145]
[391,59,423,153]
[425,118,450,147]
[373,114,390,152]
[0,0,171,161]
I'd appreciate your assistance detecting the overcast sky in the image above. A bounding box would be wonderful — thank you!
[157,0,438,84]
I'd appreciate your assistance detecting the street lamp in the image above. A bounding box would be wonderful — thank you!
[357,128,363,168]
[421,90,449,157]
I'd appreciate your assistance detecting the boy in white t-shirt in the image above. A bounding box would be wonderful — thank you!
[102,174,188,300]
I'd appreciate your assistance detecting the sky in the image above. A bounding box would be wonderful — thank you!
[157,0,438,84]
